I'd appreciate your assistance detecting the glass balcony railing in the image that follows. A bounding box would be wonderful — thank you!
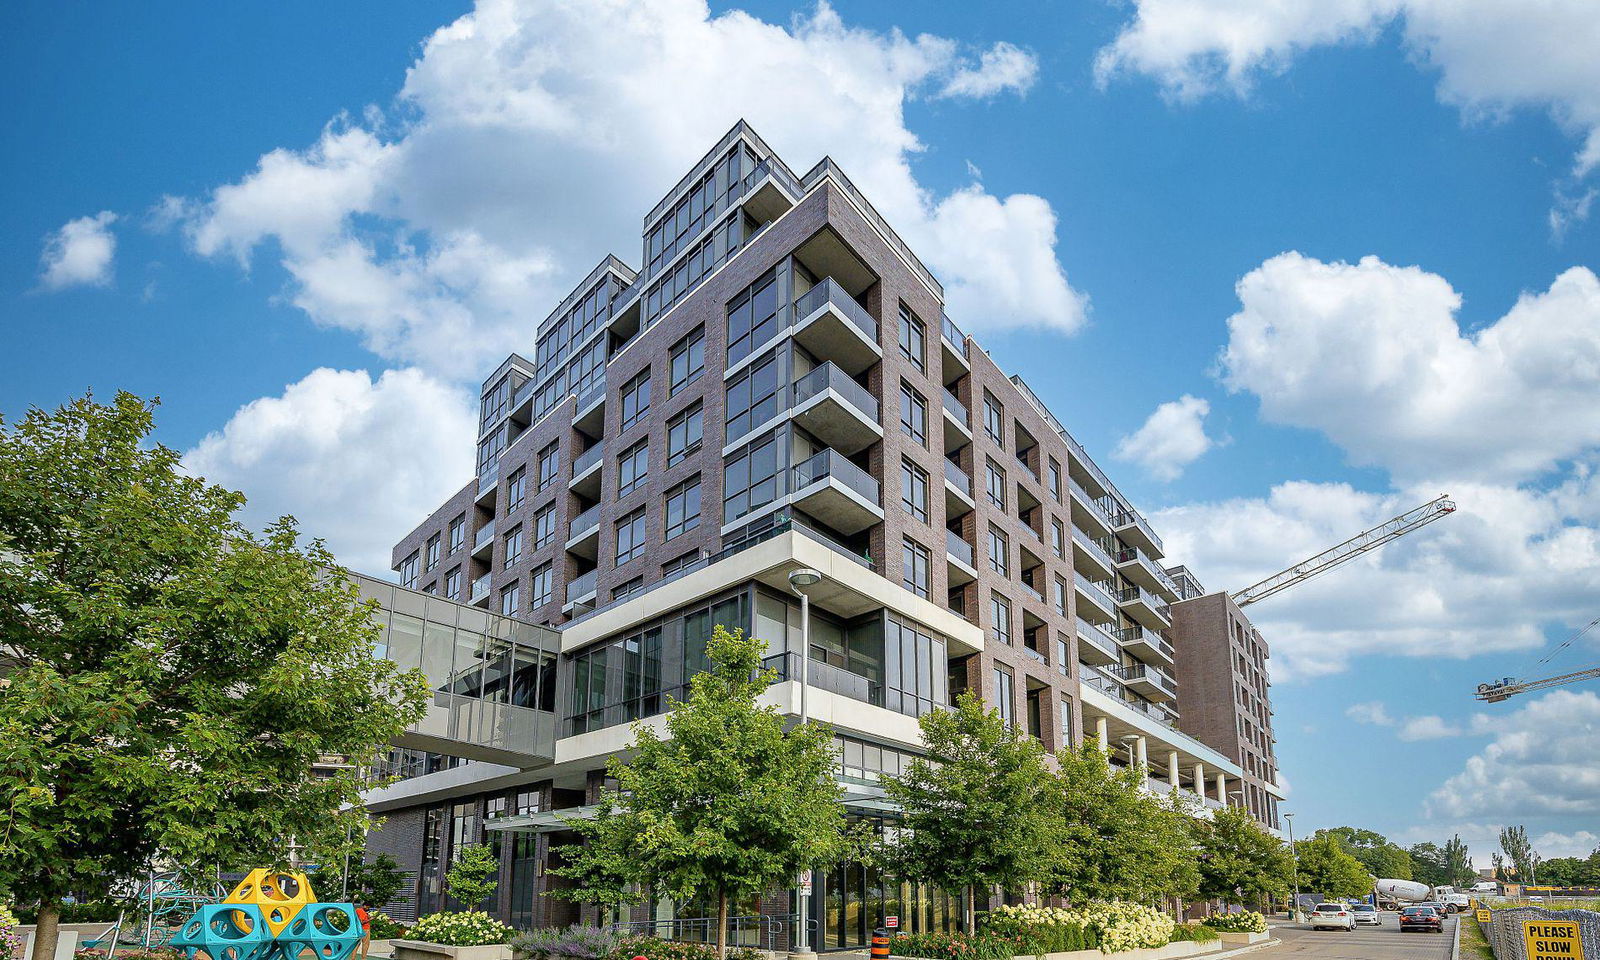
[477,457,499,494]
[1076,617,1119,660]
[1113,545,1180,595]
[568,504,601,540]
[743,157,804,198]
[1116,583,1171,616]
[793,362,879,419]
[1072,526,1117,570]
[1114,624,1176,661]
[469,574,491,602]
[1068,477,1114,522]
[946,528,975,567]
[942,388,969,425]
[1112,508,1166,556]
[1077,663,1123,698]
[576,379,606,412]
[1074,573,1117,613]
[565,569,597,603]
[793,449,881,506]
[794,277,878,343]
[572,441,605,477]
[942,313,968,357]
[1021,581,1044,605]
[473,519,496,551]
[761,651,879,707]
[1106,662,1177,699]
[944,458,972,496]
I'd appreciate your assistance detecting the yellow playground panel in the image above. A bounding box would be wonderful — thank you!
[224,871,316,939]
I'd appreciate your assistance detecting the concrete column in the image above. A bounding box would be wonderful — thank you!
[1193,762,1205,796]
[1215,772,1227,803]
[1168,751,1181,787]
[1096,716,1109,752]
[1135,736,1148,770]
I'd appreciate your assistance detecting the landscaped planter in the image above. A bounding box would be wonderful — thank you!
[1215,931,1270,945]
[1028,940,1222,960]
[389,939,514,960]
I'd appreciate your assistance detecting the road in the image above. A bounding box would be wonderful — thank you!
[1258,914,1455,959]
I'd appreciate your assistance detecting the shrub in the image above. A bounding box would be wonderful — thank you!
[983,902,1171,954]
[2,908,25,960]
[16,902,124,925]
[887,931,1018,960]
[980,905,1099,954]
[408,911,516,946]
[1167,924,1219,943]
[367,911,407,940]
[1201,911,1267,934]
[74,951,179,960]
[604,936,761,960]
[513,925,627,960]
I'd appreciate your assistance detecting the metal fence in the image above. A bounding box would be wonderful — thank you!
[610,914,817,953]
[1484,905,1600,960]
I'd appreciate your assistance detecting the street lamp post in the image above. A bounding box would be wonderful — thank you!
[788,568,823,960]
[1285,812,1302,922]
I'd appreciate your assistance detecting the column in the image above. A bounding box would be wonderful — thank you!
[1193,762,1205,797]
[1215,772,1227,803]
[1135,736,1148,770]
[1096,716,1109,752]
[1168,751,1181,788]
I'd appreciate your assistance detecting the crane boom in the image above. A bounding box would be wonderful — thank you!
[1229,494,1457,608]
[1477,666,1600,702]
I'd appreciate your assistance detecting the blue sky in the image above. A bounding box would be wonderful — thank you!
[5,0,1599,867]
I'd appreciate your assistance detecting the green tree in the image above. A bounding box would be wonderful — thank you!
[1322,827,1413,880]
[1443,835,1473,888]
[1409,842,1450,887]
[1194,806,1294,907]
[334,853,410,908]
[550,626,850,957]
[882,692,1060,932]
[1540,858,1585,887]
[1294,834,1372,899]
[446,843,500,910]
[1500,826,1540,884]
[0,392,430,960]
[1044,743,1200,905]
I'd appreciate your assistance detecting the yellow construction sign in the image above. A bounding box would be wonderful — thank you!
[1523,920,1584,959]
[1476,909,1492,923]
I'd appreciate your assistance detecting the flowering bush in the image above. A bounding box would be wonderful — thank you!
[606,936,760,960]
[980,905,1099,953]
[1201,911,1267,934]
[888,931,1018,960]
[1166,924,1219,943]
[367,912,407,940]
[983,902,1172,954]
[513,925,625,960]
[1,906,23,960]
[408,911,516,946]
[74,950,179,960]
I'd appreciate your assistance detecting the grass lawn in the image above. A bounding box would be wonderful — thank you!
[1459,917,1494,960]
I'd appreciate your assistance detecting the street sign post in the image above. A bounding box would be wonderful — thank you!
[885,916,899,929]
[798,870,812,895]
[1522,920,1584,960]
[1476,908,1492,923]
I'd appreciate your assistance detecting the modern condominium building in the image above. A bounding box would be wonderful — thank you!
[366,121,1283,944]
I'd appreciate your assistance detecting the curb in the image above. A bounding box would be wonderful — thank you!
[1209,939,1281,958]
[1451,916,1461,960]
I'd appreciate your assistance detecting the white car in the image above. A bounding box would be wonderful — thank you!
[1309,903,1356,931]
[1352,904,1382,925]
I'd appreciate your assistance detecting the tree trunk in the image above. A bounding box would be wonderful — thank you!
[964,885,976,934]
[716,889,729,960]
[31,901,60,960]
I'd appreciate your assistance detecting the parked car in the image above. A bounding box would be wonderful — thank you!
[1400,906,1444,933]
[1352,904,1382,925]
[1309,903,1356,931]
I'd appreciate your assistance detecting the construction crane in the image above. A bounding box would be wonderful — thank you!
[1476,615,1600,702]
[1476,667,1600,702]
[1229,494,1457,608]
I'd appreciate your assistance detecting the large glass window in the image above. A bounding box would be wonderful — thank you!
[898,303,926,372]
[983,393,1004,445]
[506,466,527,513]
[1048,458,1062,501]
[615,507,647,566]
[500,582,520,616]
[530,563,552,608]
[665,477,702,541]
[726,351,781,440]
[480,375,512,430]
[985,460,1006,509]
[448,514,465,554]
[900,383,927,447]
[618,440,649,496]
[991,594,1011,646]
[994,665,1015,726]
[723,433,782,525]
[444,567,461,602]
[900,459,928,523]
[670,327,705,395]
[727,271,781,365]
[902,538,930,600]
[620,369,652,430]
[1051,517,1065,559]
[503,525,523,568]
[400,553,419,589]
[987,526,1009,576]
[425,535,440,572]
[533,503,556,549]
[1053,575,1068,616]
[537,442,560,488]
[668,402,704,466]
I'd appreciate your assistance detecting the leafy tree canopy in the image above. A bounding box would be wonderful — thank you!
[550,626,850,956]
[881,691,1061,932]
[1195,806,1294,905]
[1294,834,1372,900]
[1320,827,1413,880]
[0,392,429,958]
[446,843,501,910]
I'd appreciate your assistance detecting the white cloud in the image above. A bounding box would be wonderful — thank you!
[176,0,1083,379]
[1114,394,1215,481]
[1347,701,1395,726]
[1095,0,1600,181]
[1427,690,1600,820]
[184,368,475,574]
[1153,476,1600,679]
[39,211,118,290]
[937,41,1039,99]
[1398,715,1463,741]
[1219,253,1600,483]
